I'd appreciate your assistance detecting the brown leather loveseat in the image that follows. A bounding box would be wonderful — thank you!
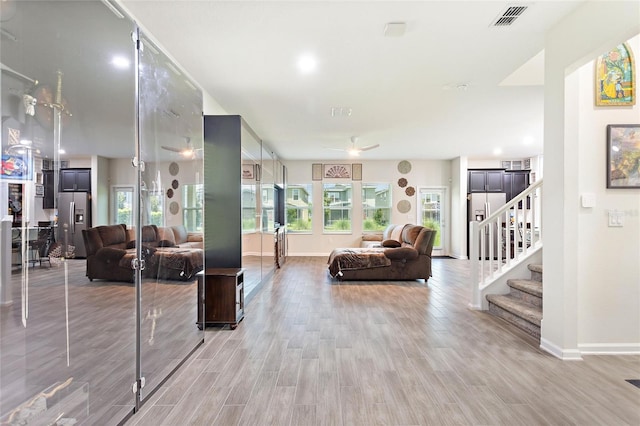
[327,224,436,281]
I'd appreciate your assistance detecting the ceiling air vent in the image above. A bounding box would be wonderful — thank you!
[491,5,528,27]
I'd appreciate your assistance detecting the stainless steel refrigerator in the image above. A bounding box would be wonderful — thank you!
[58,192,91,258]
[468,192,507,258]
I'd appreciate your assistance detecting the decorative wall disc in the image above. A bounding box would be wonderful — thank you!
[172,179,179,189]
[169,201,180,215]
[397,160,412,174]
[166,188,174,198]
[397,200,411,213]
[169,162,179,176]
[398,177,408,188]
[405,186,415,196]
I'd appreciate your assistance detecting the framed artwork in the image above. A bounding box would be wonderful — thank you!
[312,163,322,181]
[352,163,362,181]
[1,153,33,180]
[242,164,255,180]
[323,164,351,179]
[606,124,640,188]
[595,42,635,106]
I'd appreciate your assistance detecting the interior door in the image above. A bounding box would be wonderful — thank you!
[0,1,137,423]
[136,29,204,404]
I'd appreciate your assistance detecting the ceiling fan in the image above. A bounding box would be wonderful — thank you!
[161,137,201,158]
[328,136,380,156]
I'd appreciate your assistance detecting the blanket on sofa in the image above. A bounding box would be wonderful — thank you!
[327,248,391,278]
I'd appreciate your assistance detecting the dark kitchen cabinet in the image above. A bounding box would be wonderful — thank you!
[60,168,91,192]
[468,169,504,192]
[503,170,530,207]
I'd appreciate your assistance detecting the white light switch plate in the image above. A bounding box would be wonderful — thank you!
[608,210,624,227]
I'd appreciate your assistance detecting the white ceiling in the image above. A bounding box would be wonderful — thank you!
[120,0,584,161]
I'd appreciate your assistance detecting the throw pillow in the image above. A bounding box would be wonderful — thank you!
[382,239,401,248]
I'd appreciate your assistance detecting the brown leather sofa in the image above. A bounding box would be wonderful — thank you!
[82,224,203,282]
[327,224,436,281]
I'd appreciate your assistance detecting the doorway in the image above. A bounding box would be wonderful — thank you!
[417,187,447,256]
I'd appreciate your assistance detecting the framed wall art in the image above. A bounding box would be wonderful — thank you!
[606,124,640,188]
[352,163,362,181]
[595,42,635,106]
[242,164,255,180]
[323,164,351,179]
[312,163,322,181]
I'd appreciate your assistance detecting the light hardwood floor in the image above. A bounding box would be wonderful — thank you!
[128,256,640,426]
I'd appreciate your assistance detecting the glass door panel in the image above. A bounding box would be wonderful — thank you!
[260,146,275,282]
[418,188,445,252]
[137,30,204,402]
[241,126,262,297]
[1,1,137,423]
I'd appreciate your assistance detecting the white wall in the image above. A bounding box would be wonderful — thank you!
[450,156,468,259]
[542,1,640,358]
[575,35,640,353]
[284,159,451,256]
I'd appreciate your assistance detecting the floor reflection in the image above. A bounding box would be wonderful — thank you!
[0,259,201,424]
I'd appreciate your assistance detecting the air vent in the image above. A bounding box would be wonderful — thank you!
[491,5,528,27]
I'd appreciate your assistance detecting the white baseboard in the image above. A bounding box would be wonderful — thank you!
[449,254,468,260]
[540,337,583,360]
[467,302,482,310]
[578,343,640,355]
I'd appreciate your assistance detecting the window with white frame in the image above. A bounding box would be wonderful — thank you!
[362,183,391,231]
[182,184,203,232]
[286,184,312,232]
[113,186,134,227]
[323,183,352,232]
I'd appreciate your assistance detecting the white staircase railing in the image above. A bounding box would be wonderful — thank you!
[470,179,543,309]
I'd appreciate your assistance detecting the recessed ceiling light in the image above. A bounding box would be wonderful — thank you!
[111,55,130,69]
[297,54,317,74]
[493,148,503,156]
[384,22,407,37]
[58,149,66,154]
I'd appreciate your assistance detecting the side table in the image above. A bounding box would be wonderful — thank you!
[197,268,244,329]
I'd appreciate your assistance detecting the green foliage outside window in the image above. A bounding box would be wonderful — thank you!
[422,218,441,247]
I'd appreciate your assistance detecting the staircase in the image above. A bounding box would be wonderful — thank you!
[486,264,542,340]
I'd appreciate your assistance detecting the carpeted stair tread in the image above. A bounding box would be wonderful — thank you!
[486,294,542,326]
[508,279,542,297]
[528,264,543,274]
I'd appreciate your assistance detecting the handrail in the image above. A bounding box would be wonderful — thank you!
[469,179,543,309]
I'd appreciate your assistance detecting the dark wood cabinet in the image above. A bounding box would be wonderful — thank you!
[468,169,504,192]
[60,168,91,192]
[42,170,55,209]
[197,268,244,329]
[503,170,530,207]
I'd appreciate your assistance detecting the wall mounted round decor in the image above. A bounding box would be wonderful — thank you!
[169,162,179,176]
[171,179,179,189]
[166,188,174,199]
[398,177,408,188]
[169,201,180,215]
[397,200,411,214]
[405,186,415,196]
[397,160,412,174]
